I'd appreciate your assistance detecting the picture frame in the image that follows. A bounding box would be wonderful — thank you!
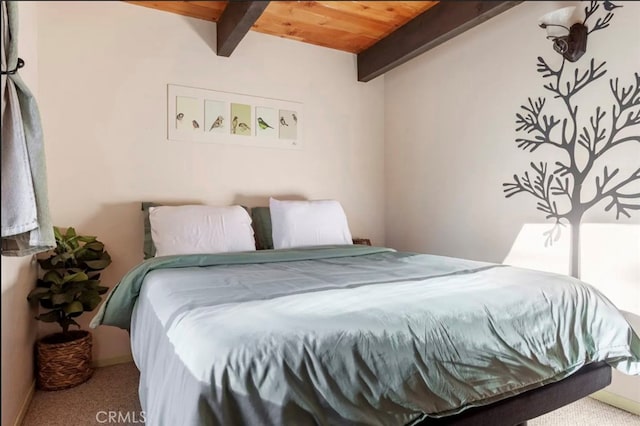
[167,84,303,149]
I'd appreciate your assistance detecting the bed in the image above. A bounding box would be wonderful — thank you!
[91,244,640,426]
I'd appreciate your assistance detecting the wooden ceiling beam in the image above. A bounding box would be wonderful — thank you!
[217,1,270,57]
[357,1,522,82]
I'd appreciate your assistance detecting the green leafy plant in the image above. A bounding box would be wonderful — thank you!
[27,226,112,334]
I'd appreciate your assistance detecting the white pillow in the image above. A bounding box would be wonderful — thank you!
[149,205,255,256]
[269,198,353,249]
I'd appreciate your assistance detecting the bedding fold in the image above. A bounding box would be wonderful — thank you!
[91,245,393,329]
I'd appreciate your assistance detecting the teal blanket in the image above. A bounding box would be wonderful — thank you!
[92,247,640,425]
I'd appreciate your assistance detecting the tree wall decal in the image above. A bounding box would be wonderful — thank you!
[503,1,639,278]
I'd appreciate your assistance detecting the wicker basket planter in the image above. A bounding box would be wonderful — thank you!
[36,330,94,391]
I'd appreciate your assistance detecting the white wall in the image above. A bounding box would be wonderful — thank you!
[1,3,40,425]
[385,0,639,406]
[1,258,37,426]
[6,3,636,423]
[35,1,385,362]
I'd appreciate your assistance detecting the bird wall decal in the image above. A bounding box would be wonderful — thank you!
[603,1,622,11]
[280,116,289,127]
[238,122,251,132]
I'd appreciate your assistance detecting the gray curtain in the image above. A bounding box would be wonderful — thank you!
[1,1,54,256]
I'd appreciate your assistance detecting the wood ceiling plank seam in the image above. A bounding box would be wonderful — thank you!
[188,1,227,10]
[125,1,223,22]
[250,22,375,53]
[317,1,436,21]
[287,2,398,34]
[256,5,390,39]
[313,2,408,22]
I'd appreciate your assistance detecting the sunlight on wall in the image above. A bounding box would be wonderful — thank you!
[581,224,640,316]
[502,223,571,275]
[503,223,639,316]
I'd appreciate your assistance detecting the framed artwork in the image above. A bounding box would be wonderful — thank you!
[231,103,252,136]
[175,96,202,131]
[255,106,277,137]
[279,109,298,140]
[167,84,303,149]
[204,100,226,134]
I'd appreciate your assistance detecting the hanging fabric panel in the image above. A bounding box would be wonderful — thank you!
[1,0,55,256]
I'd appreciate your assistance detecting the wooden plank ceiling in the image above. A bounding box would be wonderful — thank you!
[125,1,438,53]
[124,1,521,81]
[254,1,438,53]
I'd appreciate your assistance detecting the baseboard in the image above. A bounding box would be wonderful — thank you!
[590,390,640,416]
[92,354,134,368]
[13,380,35,426]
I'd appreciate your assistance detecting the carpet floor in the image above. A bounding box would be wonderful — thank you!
[23,362,639,425]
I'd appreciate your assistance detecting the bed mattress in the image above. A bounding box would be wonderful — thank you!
[92,246,640,425]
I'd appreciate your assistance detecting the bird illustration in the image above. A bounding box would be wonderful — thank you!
[192,120,200,129]
[280,116,289,127]
[257,117,273,130]
[238,122,251,132]
[603,1,622,11]
[209,115,223,131]
[292,113,297,124]
[176,112,184,121]
[232,116,238,134]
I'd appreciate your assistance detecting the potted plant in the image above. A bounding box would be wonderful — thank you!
[27,226,111,390]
